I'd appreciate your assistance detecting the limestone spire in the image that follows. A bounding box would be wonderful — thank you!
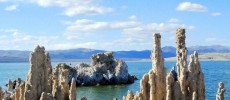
[176,28,188,99]
[176,28,187,77]
[69,78,76,100]
[216,82,225,100]
[151,33,165,76]
[123,33,167,100]
[24,45,52,100]
[123,28,207,100]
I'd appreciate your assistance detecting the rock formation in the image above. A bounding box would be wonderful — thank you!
[74,51,136,86]
[24,45,52,100]
[123,33,167,100]
[1,45,78,100]
[0,28,226,100]
[216,82,225,100]
[0,45,132,99]
[123,28,208,100]
[0,86,3,100]
[69,78,76,100]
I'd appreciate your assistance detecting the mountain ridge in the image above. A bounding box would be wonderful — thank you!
[0,45,230,62]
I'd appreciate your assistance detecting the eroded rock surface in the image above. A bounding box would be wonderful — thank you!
[0,45,79,100]
[74,52,135,86]
[216,82,225,100]
[0,45,132,99]
[123,28,209,100]
[0,86,3,100]
[24,46,53,100]
[123,33,167,100]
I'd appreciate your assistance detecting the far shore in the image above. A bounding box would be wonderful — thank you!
[125,58,230,62]
[2,52,230,63]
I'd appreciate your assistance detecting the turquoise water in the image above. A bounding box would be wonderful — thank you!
[0,61,229,100]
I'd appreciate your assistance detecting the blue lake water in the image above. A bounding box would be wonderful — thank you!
[0,61,229,100]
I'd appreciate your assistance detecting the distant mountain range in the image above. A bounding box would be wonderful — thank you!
[0,45,230,62]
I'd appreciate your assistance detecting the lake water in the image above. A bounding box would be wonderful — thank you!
[0,61,229,100]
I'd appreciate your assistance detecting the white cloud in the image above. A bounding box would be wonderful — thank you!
[0,29,60,50]
[168,18,179,23]
[63,32,94,40]
[27,0,114,16]
[5,4,18,11]
[62,17,194,50]
[129,15,137,20]
[122,23,194,37]
[64,6,113,16]
[176,2,207,12]
[0,0,6,2]
[205,38,217,42]
[28,0,93,7]
[52,42,98,50]
[66,19,141,32]
[1,0,113,16]
[211,12,221,16]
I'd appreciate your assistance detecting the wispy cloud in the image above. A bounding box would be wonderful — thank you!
[0,29,59,50]
[5,4,18,11]
[27,0,114,16]
[205,38,217,42]
[211,12,221,16]
[64,6,114,16]
[176,2,207,12]
[168,18,179,23]
[129,15,137,20]
[1,0,113,16]
[0,0,6,2]
[62,16,195,50]
[52,42,98,50]
[65,18,141,32]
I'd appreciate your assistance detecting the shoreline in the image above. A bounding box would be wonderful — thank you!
[1,58,230,63]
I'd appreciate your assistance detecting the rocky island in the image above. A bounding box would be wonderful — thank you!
[74,51,136,85]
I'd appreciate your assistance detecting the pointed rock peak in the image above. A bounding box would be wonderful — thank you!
[216,82,225,100]
[154,33,161,45]
[154,33,161,38]
[189,55,194,62]
[176,28,185,34]
[104,51,114,56]
[34,45,45,53]
[194,51,198,58]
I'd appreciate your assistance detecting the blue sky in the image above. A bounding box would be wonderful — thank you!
[0,0,229,51]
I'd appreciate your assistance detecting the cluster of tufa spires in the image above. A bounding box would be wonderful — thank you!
[0,28,226,100]
[123,28,225,100]
[0,46,78,100]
